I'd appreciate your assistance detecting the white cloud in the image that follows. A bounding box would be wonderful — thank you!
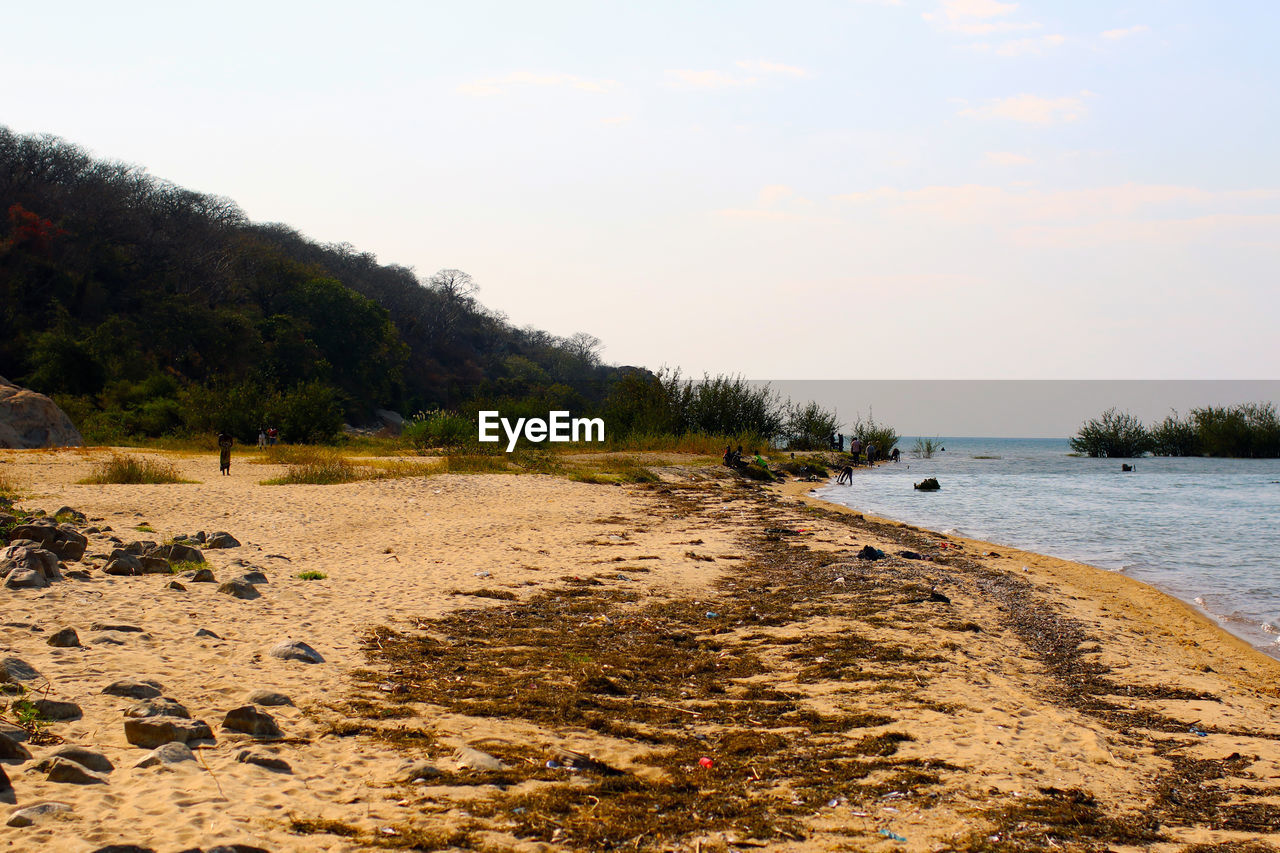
[600,114,633,126]
[456,71,617,97]
[666,61,813,90]
[1101,25,1150,40]
[735,60,812,78]
[959,92,1091,124]
[924,0,1040,34]
[994,34,1066,56]
[985,151,1032,165]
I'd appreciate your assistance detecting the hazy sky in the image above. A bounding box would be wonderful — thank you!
[4,1,1277,379]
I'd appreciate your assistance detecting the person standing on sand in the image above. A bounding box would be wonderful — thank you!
[218,432,233,475]
[257,428,267,449]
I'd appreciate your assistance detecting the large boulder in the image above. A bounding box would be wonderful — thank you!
[0,376,83,449]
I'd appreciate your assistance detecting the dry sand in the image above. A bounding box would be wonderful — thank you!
[0,448,1278,852]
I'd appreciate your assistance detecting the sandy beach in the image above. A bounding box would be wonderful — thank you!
[2,447,1279,852]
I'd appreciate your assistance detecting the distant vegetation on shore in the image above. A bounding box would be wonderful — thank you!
[1071,403,1280,458]
[1,126,877,454]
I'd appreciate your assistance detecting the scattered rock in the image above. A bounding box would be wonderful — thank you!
[45,757,108,784]
[90,623,144,632]
[0,730,32,760]
[0,657,41,683]
[222,705,281,738]
[394,759,439,782]
[29,699,82,721]
[46,627,81,647]
[47,746,114,773]
[217,579,260,600]
[234,570,268,584]
[63,569,91,580]
[166,580,187,591]
[6,801,74,826]
[205,532,241,549]
[156,543,204,564]
[454,745,507,772]
[0,765,11,804]
[103,679,164,700]
[236,749,291,772]
[184,568,216,583]
[268,640,323,664]
[90,631,130,645]
[3,568,48,589]
[103,557,140,576]
[123,716,214,748]
[126,697,190,719]
[134,742,196,767]
[194,628,221,639]
[137,556,172,575]
[247,689,292,707]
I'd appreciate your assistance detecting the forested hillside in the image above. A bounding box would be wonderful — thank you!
[0,126,618,442]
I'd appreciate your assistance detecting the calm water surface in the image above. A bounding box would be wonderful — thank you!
[816,438,1280,657]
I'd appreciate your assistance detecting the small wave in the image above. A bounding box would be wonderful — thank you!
[942,528,965,537]
[1194,596,1206,606]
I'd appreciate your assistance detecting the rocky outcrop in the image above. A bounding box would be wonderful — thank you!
[0,375,83,449]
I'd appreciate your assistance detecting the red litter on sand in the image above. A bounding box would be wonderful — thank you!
[699,757,714,769]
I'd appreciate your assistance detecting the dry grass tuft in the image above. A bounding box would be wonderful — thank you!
[80,453,192,484]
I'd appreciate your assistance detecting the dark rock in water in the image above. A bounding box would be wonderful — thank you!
[91,622,144,633]
[236,749,291,772]
[45,756,108,784]
[248,689,292,707]
[0,656,41,683]
[48,746,114,773]
[0,729,32,760]
[268,640,323,663]
[222,705,281,737]
[6,801,74,826]
[47,627,82,647]
[856,545,886,561]
[913,477,941,491]
[205,531,241,549]
[897,550,924,560]
[123,716,214,748]
[126,697,191,719]
[103,678,164,700]
[217,579,260,600]
[134,742,196,768]
[31,698,83,720]
[1121,463,1134,472]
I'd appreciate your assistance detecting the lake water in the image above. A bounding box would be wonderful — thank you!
[816,437,1280,658]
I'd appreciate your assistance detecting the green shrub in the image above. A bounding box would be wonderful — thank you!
[911,437,941,459]
[297,571,328,580]
[786,401,841,451]
[80,454,192,484]
[403,410,474,450]
[1070,408,1152,458]
[852,411,899,456]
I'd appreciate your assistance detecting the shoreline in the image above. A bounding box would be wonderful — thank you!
[777,475,1280,685]
[2,447,1279,850]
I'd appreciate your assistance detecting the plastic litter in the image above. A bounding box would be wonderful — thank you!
[546,759,562,769]
[879,829,907,842]
[698,756,714,769]
[475,571,491,578]
[705,611,718,618]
